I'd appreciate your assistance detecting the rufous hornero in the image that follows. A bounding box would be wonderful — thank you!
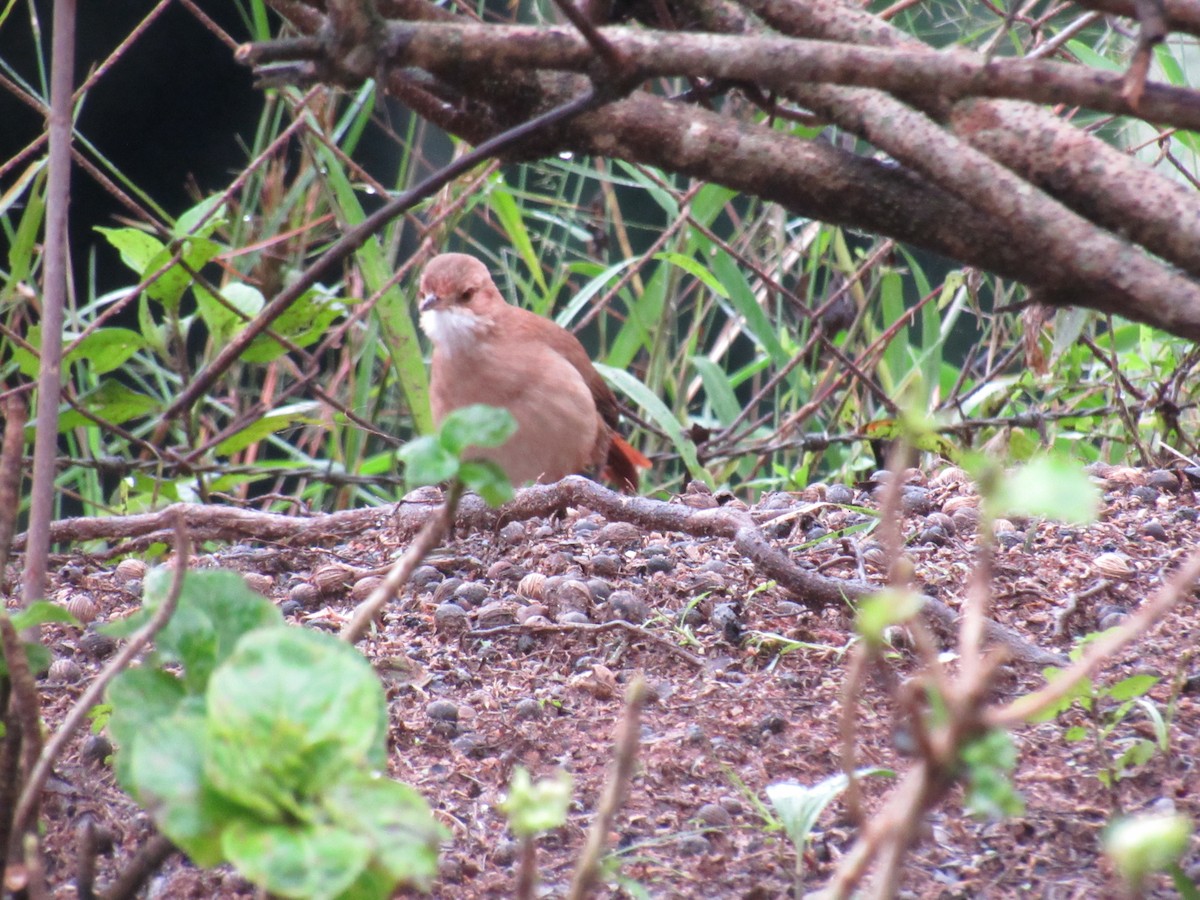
[417,253,650,492]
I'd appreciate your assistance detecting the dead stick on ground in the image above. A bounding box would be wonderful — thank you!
[567,675,648,900]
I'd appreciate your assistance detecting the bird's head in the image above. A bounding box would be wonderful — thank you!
[417,253,503,352]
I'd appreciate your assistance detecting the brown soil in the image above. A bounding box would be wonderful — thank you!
[10,464,1200,898]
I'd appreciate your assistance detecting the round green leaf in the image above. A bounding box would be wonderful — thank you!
[205,628,388,818]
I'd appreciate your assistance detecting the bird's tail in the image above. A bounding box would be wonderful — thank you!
[603,434,652,493]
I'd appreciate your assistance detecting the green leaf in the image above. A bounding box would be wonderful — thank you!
[205,628,388,820]
[195,282,264,344]
[174,195,227,239]
[398,437,459,488]
[1105,813,1193,889]
[855,589,923,646]
[244,291,343,363]
[1107,674,1158,702]
[145,237,222,310]
[96,226,166,276]
[140,567,284,692]
[65,327,147,374]
[56,381,161,432]
[323,775,445,890]
[222,820,372,900]
[984,455,1100,525]
[125,705,238,866]
[438,404,517,455]
[214,403,320,456]
[653,252,729,299]
[9,600,78,631]
[458,460,514,507]
[689,356,742,427]
[767,768,892,853]
[499,767,573,838]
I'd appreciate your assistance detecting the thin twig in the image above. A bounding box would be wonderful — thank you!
[990,547,1200,727]
[567,675,648,900]
[11,516,192,838]
[340,481,464,643]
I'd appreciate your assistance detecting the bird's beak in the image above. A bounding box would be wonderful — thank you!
[419,292,440,313]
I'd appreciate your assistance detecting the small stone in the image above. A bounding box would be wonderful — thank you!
[81,734,114,766]
[427,699,459,722]
[804,524,830,543]
[476,601,518,629]
[492,840,519,866]
[645,555,674,574]
[997,531,1025,550]
[678,834,710,856]
[516,603,549,624]
[499,521,527,543]
[596,522,642,548]
[434,602,469,634]
[589,555,621,578]
[696,803,732,829]
[1176,507,1200,523]
[586,578,613,601]
[451,732,486,757]
[775,601,805,617]
[1130,485,1159,505]
[453,582,490,608]
[517,572,547,600]
[554,579,593,614]
[312,563,354,594]
[487,560,516,581]
[280,599,302,616]
[826,483,855,505]
[79,631,117,660]
[48,658,83,683]
[351,576,382,602]
[917,525,949,547]
[288,581,319,607]
[609,591,648,623]
[1142,520,1169,541]
[557,611,591,625]
[114,559,146,583]
[65,594,99,625]
[900,487,932,515]
[698,560,727,574]
[758,714,787,735]
[513,698,542,720]
[432,577,464,605]
[711,603,743,644]
[243,572,274,595]
[410,566,443,591]
[1147,469,1180,492]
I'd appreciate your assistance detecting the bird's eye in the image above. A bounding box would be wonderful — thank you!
[457,287,475,303]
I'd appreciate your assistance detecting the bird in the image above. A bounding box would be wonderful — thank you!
[417,252,650,491]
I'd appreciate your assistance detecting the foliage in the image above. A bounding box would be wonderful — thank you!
[1033,645,1169,789]
[766,768,892,886]
[1104,813,1197,896]
[104,568,444,898]
[498,767,573,838]
[3,0,1200,524]
[0,601,78,678]
[397,403,517,505]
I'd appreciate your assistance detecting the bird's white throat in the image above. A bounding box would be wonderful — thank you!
[420,307,491,356]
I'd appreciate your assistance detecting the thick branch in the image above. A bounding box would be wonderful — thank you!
[740,0,1200,284]
[378,21,1200,131]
